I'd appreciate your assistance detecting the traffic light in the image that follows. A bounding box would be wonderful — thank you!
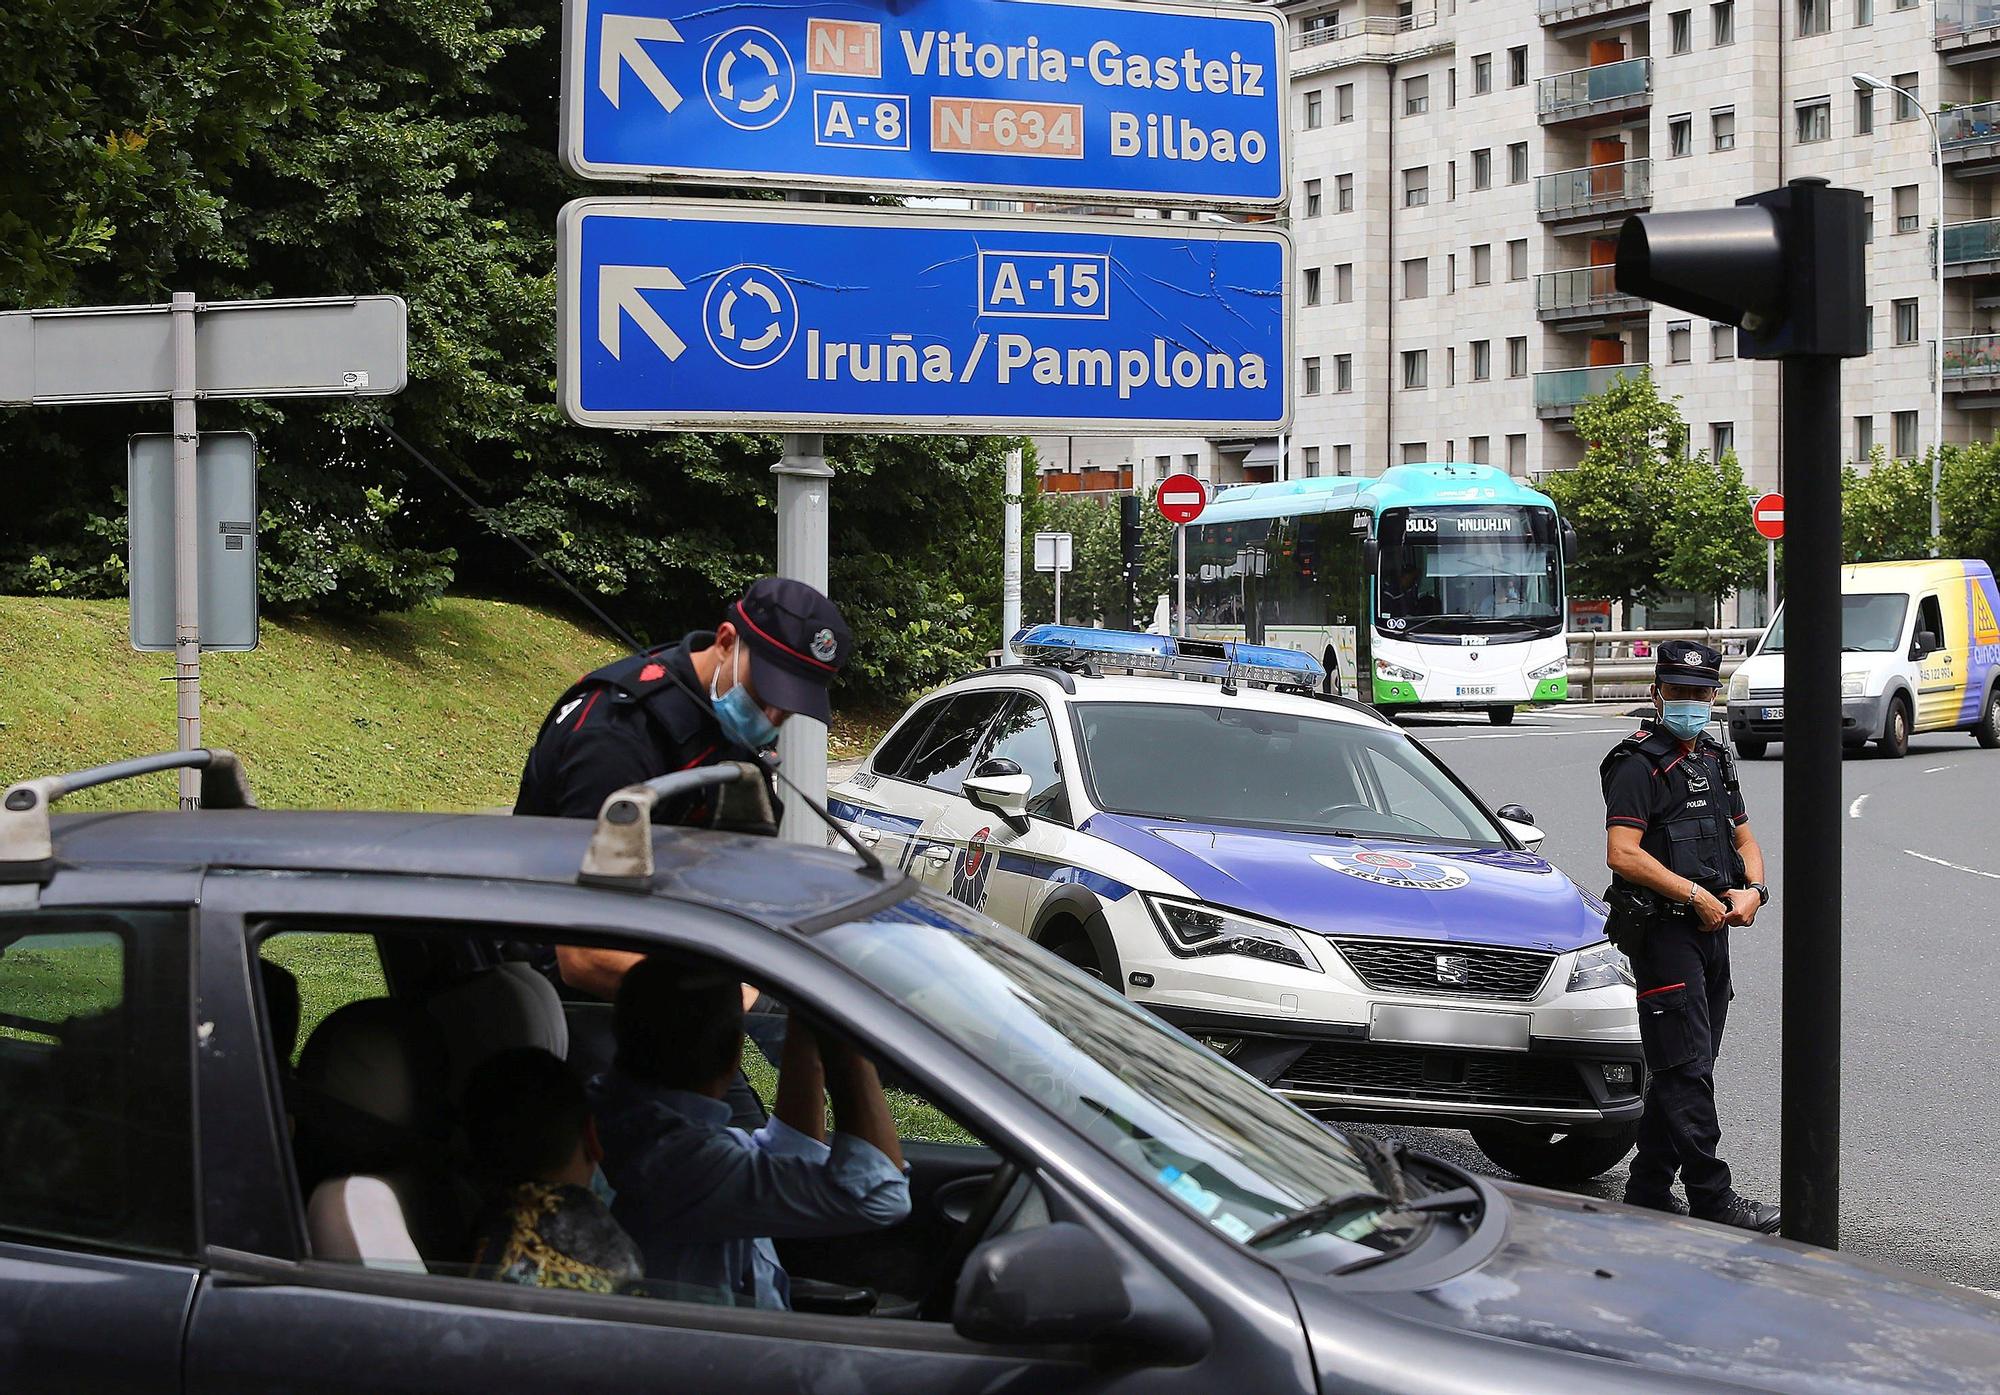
[1615,177,1867,360]
[1120,494,1142,573]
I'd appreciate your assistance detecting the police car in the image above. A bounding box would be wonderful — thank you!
[832,626,1643,1182]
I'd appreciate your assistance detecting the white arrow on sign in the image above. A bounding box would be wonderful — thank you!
[600,13,684,112]
[599,265,687,361]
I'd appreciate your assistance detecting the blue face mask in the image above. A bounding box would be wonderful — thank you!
[712,647,781,752]
[588,1163,617,1209]
[1659,699,1711,741]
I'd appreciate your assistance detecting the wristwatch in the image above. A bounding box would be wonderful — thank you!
[1749,881,1770,906]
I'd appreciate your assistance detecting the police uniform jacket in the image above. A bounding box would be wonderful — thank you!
[1600,720,1747,897]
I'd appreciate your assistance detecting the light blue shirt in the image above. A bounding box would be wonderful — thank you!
[592,1075,911,1310]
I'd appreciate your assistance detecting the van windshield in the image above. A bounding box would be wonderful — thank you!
[1761,593,1908,654]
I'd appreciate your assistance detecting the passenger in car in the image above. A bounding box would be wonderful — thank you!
[592,954,910,1310]
[464,1047,644,1293]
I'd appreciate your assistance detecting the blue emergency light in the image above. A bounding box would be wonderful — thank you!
[1011,626,1325,692]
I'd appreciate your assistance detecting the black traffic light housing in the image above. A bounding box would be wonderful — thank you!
[1120,494,1142,572]
[1615,177,1867,360]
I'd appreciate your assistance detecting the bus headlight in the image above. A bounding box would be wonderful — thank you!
[1375,658,1425,683]
[1145,896,1323,972]
[1527,657,1567,682]
[1566,941,1635,993]
[1728,671,1750,701]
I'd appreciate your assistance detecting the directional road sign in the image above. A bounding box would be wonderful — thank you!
[561,0,1286,206]
[1754,491,1785,540]
[558,198,1290,434]
[1156,472,1208,524]
[1033,531,1073,572]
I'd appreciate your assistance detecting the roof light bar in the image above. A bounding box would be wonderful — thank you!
[1011,625,1325,692]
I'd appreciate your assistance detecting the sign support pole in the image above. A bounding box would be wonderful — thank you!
[1053,563,1063,627]
[772,430,832,846]
[1766,537,1777,623]
[1176,525,1187,638]
[1003,447,1022,662]
[170,292,202,810]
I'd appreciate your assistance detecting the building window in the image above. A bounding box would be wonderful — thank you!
[1302,445,1322,476]
[1337,83,1355,122]
[1405,75,1429,116]
[1304,267,1321,306]
[1712,323,1735,360]
[1669,320,1693,363]
[1448,160,1457,201]
[1508,46,1528,87]
[1305,179,1323,217]
[1334,444,1353,476]
[1507,434,1528,475]
[1507,336,1528,377]
[1472,147,1492,189]
[1894,184,1918,232]
[1469,435,1491,464]
[1403,257,1429,299]
[1304,356,1322,395]
[1305,89,1324,129]
[1856,0,1872,23]
[1336,262,1354,302]
[1712,422,1735,459]
[1712,0,1735,43]
[1712,107,1736,151]
[1670,115,1692,157]
[1894,298,1919,344]
[1472,243,1492,285]
[1403,349,1428,389]
[1855,415,1875,460]
[1472,338,1492,380]
[1795,98,1830,143]
[1402,442,1428,465]
[1507,238,1528,281]
[1864,196,1875,242]
[1856,88,1875,135]
[1671,9,1692,52]
[1446,346,1457,386]
[1670,424,1692,460]
[1473,53,1492,94]
[1337,172,1355,212]
[1448,66,1458,108]
[1335,354,1353,391]
[1864,303,1874,352]
[1893,73,1919,122]
[1797,0,1829,36]
[1446,252,1456,292]
[1403,166,1429,207]
[1894,410,1918,459]
[1508,142,1528,184]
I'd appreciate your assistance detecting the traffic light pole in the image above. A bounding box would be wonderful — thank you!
[1781,357,1843,1249]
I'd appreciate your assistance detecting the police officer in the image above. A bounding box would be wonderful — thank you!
[1600,640,1778,1232]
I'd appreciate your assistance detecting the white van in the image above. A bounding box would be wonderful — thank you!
[1726,559,2000,758]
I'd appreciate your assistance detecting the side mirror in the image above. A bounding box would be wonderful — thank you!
[963,757,1032,833]
[953,1223,1131,1346]
[1362,537,1380,576]
[1913,630,1940,659]
[1561,521,1579,564]
[1496,803,1545,852]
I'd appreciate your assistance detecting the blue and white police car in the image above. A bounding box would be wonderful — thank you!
[832,626,1643,1182]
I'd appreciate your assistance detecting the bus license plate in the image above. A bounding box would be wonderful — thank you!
[1761,705,1784,720]
[1457,685,1496,697]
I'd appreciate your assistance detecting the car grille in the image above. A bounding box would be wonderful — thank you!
[1282,1042,1592,1110]
[1332,939,1554,1000]
[1747,687,1782,701]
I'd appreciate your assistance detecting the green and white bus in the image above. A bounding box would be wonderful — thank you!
[1183,463,1575,723]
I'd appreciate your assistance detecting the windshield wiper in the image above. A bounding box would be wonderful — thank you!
[1325,1188,1484,1275]
[1247,1190,1394,1249]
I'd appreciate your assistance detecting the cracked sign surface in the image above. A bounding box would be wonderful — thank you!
[557,198,1290,434]
[561,0,1286,205]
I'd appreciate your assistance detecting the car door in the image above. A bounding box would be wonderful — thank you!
[929,693,1080,931]
[895,691,1011,896]
[832,697,947,873]
[1913,591,1961,730]
[0,893,203,1395]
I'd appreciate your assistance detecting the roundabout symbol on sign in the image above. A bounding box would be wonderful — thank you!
[702,265,799,370]
[704,27,794,131]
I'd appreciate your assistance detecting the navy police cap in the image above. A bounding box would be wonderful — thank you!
[729,577,853,723]
[1656,639,1723,689]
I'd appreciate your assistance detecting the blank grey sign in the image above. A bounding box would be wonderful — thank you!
[128,433,260,652]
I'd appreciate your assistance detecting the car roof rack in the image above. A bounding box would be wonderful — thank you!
[0,749,257,881]
[1011,624,1326,696]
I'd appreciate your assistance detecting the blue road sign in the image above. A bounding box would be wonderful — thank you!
[560,0,1286,206]
[557,199,1290,434]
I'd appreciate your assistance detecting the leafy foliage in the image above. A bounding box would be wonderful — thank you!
[1020,482,1178,631]
[1660,450,1761,619]
[1938,440,2000,573]
[1841,451,1933,563]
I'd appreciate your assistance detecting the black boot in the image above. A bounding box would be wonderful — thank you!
[1696,1194,1781,1233]
[1621,1188,1688,1216]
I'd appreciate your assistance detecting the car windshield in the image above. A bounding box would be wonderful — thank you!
[821,897,1425,1265]
[1762,593,1907,654]
[1071,702,1506,845]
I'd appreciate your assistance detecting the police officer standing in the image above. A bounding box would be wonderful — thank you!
[1600,640,1778,1232]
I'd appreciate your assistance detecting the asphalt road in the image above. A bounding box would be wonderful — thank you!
[1372,702,2000,1291]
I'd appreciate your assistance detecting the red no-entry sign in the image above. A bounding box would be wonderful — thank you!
[1753,492,1785,541]
[1157,472,1208,525]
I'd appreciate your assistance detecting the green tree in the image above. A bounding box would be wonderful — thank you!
[1020,482,1179,631]
[1660,450,1762,621]
[1940,440,2000,573]
[1841,450,1933,562]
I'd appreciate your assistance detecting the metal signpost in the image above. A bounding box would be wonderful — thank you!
[561,0,1286,205]
[1155,470,1207,636]
[1753,491,1785,620]
[0,295,408,807]
[1034,531,1073,623]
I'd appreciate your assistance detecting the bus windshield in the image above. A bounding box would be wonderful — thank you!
[1376,505,1563,637]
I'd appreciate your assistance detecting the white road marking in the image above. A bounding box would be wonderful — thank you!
[1904,849,2000,881]
[1924,765,1955,774]
[1419,727,1631,743]
[1848,794,1869,819]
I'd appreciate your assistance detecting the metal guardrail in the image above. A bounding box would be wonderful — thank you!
[1536,57,1652,117]
[1942,332,2000,380]
[1535,265,1643,314]
[1941,99,2000,148]
[1294,10,1437,48]
[1937,0,2000,38]
[1942,217,2000,267]
[1536,158,1651,218]
[1565,628,1764,699]
[1533,362,1642,410]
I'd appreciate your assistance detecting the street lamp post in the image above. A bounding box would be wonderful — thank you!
[1854,72,1945,552]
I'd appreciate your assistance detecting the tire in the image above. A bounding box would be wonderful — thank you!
[1046,931,1108,985]
[1975,684,2000,749]
[1487,705,1517,726]
[1469,1121,1639,1185]
[1735,738,1768,760]
[1322,646,1343,698]
[1878,696,1911,759]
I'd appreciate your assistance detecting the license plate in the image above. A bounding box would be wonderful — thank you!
[1761,705,1784,720]
[1456,685,1496,697]
[1369,1004,1530,1052]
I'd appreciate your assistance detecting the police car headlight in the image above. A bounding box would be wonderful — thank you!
[1375,658,1425,684]
[1527,657,1567,682]
[1841,671,1868,697]
[1566,940,1635,993]
[1728,670,1750,701]
[1145,896,1323,973]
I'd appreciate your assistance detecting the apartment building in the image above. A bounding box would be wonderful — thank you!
[1040,0,2000,499]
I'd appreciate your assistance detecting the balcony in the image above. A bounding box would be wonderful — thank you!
[1943,218,2000,280]
[1941,100,2000,176]
[1936,0,2000,63]
[1536,158,1652,230]
[1942,335,2000,402]
[1292,10,1446,73]
[1535,267,1649,325]
[1538,57,1652,126]
[1538,0,1650,29]
[1534,363,1643,421]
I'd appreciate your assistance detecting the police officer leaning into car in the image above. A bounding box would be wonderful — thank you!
[1600,640,1778,1233]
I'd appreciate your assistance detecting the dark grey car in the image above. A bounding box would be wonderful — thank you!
[1,751,1996,1394]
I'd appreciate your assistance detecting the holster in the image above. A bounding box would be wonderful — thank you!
[1601,880,1659,957]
